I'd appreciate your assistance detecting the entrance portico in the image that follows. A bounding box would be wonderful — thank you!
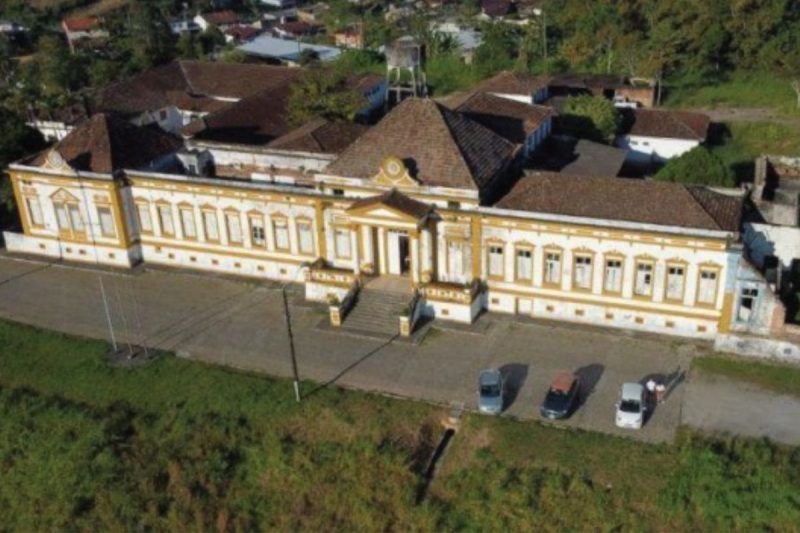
[345,189,437,286]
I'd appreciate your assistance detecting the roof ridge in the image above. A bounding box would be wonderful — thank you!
[435,102,490,186]
[177,60,204,97]
[686,186,729,230]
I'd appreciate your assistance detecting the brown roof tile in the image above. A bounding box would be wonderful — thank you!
[449,91,552,144]
[267,119,369,154]
[326,98,516,191]
[496,172,742,231]
[94,60,304,117]
[200,10,240,26]
[621,108,710,141]
[30,113,181,173]
[474,70,550,97]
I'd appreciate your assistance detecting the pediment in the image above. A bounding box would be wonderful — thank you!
[42,149,75,173]
[347,202,422,223]
[50,188,79,203]
[373,156,418,188]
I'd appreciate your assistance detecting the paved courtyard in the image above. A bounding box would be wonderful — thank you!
[0,254,797,445]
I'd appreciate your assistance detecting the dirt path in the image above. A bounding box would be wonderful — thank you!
[682,372,800,445]
[686,106,800,126]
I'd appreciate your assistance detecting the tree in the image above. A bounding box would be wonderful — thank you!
[654,146,734,187]
[557,95,620,142]
[177,32,203,59]
[0,109,45,220]
[287,69,367,126]
[473,22,517,78]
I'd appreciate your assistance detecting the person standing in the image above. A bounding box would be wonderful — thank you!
[646,379,656,404]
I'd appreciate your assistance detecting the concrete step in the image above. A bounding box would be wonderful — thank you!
[342,288,412,336]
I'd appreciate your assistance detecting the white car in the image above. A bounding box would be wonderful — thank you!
[615,382,647,429]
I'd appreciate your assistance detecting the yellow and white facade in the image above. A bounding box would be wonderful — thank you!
[5,148,744,340]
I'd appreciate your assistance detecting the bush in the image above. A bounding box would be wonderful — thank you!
[557,96,621,143]
[654,146,735,187]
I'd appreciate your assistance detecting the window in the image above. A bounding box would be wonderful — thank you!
[159,109,168,120]
[225,212,242,244]
[515,248,532,281]
[297,220,314,254]
[737,287,759,322]
[250,216,266,247]
[272,217,289,250]
[25,197,43,226]
[634,262,654,297]
[332,188,344,197]
[334,228,351,259]
[573,255,593,290]
[544,251,561,285]
[68,204,84,232]
[179,208,196,239]
[136,203,153,233]
[157,204,174,236]
[447,240,467,277]
[665,265,686,301]
[203,210,219,241]
[604,258,623,293]
[697,269,719,305]
[97,206,116,237]
[54,203,69,231]
[488,244,504,278]
[447,201,461,210]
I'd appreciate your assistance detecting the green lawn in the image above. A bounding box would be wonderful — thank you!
[693,354,800,399]
[1,320,800,530]
[665,72,800,116]
[709,121,800,183]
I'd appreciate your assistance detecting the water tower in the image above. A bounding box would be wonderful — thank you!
[385,36,427,108]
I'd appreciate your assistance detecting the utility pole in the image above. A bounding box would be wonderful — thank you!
[281,286,301,403]
[99,276,118,352]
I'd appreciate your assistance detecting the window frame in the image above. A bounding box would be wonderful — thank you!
[602,255,624,295]
[201,207,220,243]
[333,227,352,259]
[156,202,175,237]
[224,210,243,245]
[135,201,153,234]
[664,262,688,303]
[24,195,44,228]
[178,205,197,240]
[248,213,267,249]
[486,242,505,280]
[96,205,117,238]
[572,252,594,292]
[295,217,314,255]
[271,214,290,251]
[514,245,533,282]
[543,248,562,288]
[695,265,721,307]
[633,258,655,299]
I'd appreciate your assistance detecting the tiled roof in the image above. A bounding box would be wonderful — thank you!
[347,188,433,219]
[474,70,550,96]
[449,91,552,144]
[496,172,742,232]
[267,119,369,154]
[200,10,239,25]
[30,113,181,174]
[185,71,382,146]
[325,98,516,191]
[621,108,710,141]
[62,17,101,32]
[93,60,304,116]
[482,0,513,17]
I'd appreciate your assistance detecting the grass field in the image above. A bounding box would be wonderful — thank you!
[709,121,800,183]
[693,355,800,399]
[1,320,800,530]
[665,72,800,116]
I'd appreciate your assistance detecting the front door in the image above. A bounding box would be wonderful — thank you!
[387,230,410,275]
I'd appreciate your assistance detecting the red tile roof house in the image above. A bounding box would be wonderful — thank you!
[61,16,109,53]
[193,10,241,31]
[615,108,711,164]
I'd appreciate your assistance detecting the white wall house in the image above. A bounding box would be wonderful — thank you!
[616,109,710,164]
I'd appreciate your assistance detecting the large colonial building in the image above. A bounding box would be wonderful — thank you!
[5,64,786,344]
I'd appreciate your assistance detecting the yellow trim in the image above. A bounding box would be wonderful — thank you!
[717,291,735,333]
[141,237,313,264]
[471,216,481,279]
[11,174,32,235]
[488,284,720,321]
[112,186,131,248]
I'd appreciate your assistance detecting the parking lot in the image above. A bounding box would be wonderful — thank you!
[0,254,704,443]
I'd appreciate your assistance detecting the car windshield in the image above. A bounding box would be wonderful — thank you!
[619,399,641,413]
[548,388,569,397]
[480,384,501,397]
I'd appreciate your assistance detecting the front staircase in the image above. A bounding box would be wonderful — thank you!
[342,288,409,337]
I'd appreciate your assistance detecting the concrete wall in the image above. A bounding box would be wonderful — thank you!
[616,135,699,163]
[3,231,139,268]
[744,223,800,270]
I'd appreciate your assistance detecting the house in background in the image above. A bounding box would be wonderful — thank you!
[334,25,364,49]
[61,16,108,53]
[527,138,627,178]
[473,70,550,105]
[239,35,343,64]
[194,10,242,32]
[224,25,263,44]
[615,108,710,164]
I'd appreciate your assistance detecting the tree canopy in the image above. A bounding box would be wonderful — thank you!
[654,146,734,187]
[558,96,621,143]
[287,69,367,126]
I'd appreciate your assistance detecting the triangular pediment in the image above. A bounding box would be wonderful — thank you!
[50,188,79,203]
[346,189,432,223]
[372,156,418,188]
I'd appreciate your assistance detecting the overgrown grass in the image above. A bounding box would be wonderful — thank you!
[709,121,800,183]
[694,354,800,398]
[665,72,800,115]
[2,320,800,530]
